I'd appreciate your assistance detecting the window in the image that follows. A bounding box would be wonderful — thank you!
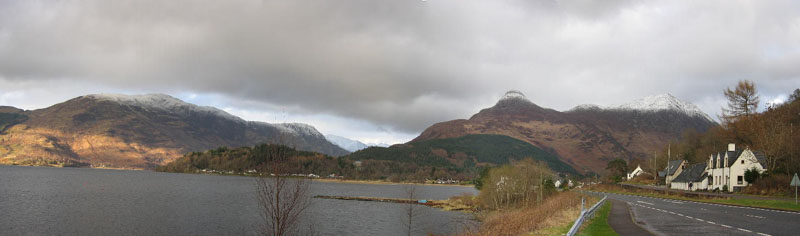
[741,160,744,164]
[738,176,743,185]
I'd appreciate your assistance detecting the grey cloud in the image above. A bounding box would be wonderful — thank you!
[1,0,800,133]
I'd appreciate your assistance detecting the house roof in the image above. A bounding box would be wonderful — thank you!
[752,150,767,164]
[672,163,707,183]
[710,153,719,168]
[726,149,745,167]
[664,160,684,176]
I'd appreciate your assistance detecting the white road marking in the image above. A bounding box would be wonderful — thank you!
[745,214,766,219]
[637,200,654,205]
[720,224,732,228]
[738,228,752,233]
[757,233,772,236]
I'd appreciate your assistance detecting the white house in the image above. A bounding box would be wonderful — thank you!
[670,163,708,191]
[627,165,646,180]
[659,160,686,186]
[706,143,766,192]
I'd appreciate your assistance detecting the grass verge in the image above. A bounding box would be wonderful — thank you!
[577,201,618,236]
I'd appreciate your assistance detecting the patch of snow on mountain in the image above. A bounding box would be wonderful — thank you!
[275,123,325,138]
[612,94,713,121]
[500,90,529,102]
[570,104,602,111]
[88,93,245,122]
[325,135,369,152]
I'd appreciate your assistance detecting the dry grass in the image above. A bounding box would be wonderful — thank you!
[459,191,595,236]
[432,193,479,212]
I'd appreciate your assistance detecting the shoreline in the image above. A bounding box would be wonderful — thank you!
[0,164,476,188]
[312,178,475,188]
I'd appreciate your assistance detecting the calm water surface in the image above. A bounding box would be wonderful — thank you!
[0,165,477,236]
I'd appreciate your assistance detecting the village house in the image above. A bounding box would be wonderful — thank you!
[706,143,767,192]
[664,143,767,192]
[627,165,646,180]
[669,163,707,191]
[659,159,686,186]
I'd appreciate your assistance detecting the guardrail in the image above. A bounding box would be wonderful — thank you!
[566,194,608,236]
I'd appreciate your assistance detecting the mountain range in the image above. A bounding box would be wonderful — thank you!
[411,90,717,174]
[325,135,390,152]
[0,94,348,169]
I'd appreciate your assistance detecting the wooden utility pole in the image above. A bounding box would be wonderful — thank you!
[653,151,657,183]
[666,143,671,186]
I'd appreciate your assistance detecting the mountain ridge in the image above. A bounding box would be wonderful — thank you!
[412,91,717,173]
[0,93,348,169]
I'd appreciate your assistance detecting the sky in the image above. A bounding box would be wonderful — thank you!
[1,0,800,145]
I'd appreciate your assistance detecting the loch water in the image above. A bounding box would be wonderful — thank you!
[0,165,477,236]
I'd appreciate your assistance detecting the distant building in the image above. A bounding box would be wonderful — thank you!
[660,160,686,186]
[670,163,707,191]
[627,165,646,180]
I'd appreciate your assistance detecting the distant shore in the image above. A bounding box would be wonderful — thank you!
[1,164,476,188]
[312,178,475,188]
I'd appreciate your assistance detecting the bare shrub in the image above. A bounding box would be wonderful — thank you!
[401,184,428,236]
[742,174,792,196]
[255,144,313,236]
[461,191,587,236]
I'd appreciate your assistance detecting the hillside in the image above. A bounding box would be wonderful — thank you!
[347,134,578,174]
[413,91,717,174]
[0,94,348,169]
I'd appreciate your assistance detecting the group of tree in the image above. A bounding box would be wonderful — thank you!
[476,159,557,210]
[157,143,483,182]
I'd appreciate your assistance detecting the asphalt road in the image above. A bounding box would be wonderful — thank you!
[599,192,800,236]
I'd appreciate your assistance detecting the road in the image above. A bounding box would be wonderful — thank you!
[599,192,800,236]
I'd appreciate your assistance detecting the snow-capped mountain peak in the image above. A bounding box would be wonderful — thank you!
[87,93,245,122]
[500,90,529,102]
[613,94,713,121]
[325,135,369,152]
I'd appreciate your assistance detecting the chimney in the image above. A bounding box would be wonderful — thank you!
[728,143,736,152]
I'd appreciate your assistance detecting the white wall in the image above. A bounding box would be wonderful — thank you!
[728,150,765,192]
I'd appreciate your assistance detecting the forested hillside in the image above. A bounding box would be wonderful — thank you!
[347,134,578,174]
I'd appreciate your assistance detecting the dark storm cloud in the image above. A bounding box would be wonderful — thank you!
[1,0,800,133]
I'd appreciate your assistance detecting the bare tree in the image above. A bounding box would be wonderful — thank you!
[255,144,312,236]
[401,184,425,236]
